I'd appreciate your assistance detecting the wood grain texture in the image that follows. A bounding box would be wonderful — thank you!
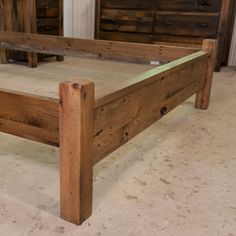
[96,0,234,71]
[94,51,208,107]
[99,31,153,43]
[93,53,208,163]
[157,0,222,11]
[100,0,222,11]
[0,0,64,66]
[23,0,38,67]
[0,0,12,64]
[0,31,198,63]
[195,39,218,109]
[60,80,94,225]
[100,0,154,9]
[100,9,153,33]
[0,89,59,145]
[155,12,219,38]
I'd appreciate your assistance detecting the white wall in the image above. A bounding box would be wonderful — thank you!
[228,17,236,66]
[64,0,95,39]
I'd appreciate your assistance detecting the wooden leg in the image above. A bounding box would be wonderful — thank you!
[56,56,64,62]
[59,80,94,225]
[28,52,38,68]
[195,39,218,110]
[0,48,8,64]
[0,0,13,64]
[22,0,38,68]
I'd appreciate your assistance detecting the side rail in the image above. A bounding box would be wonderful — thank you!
[0,31,199,63]
[0,89,59,146]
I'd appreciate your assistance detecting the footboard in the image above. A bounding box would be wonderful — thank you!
[0,35,217,225]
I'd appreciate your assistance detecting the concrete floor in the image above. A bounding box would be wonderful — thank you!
[0,61,236,235]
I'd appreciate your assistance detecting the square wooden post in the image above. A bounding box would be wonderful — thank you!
[0,0,13,64]
[22,0,38,68]
[59,80,94,225]
[195,39,218,110]
[56,0,64,62]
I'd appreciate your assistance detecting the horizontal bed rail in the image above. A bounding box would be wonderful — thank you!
[93,51,209,163]
[94,50,209,107]
[0,89,59,146]
[0,31,199,63]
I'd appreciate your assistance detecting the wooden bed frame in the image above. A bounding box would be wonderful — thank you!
[0,31,217,225]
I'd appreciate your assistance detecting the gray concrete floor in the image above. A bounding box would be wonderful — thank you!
[0,62,236,236]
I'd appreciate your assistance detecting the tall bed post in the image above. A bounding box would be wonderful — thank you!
[195,39,218,110]
[22,0,38,67]
[59,80,94,225]
[0,0,13,64]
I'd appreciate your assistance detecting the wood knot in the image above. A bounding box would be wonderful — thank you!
[72,83,81,90]
[160,106,168,116]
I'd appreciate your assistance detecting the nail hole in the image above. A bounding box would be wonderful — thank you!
[72,83,80,90]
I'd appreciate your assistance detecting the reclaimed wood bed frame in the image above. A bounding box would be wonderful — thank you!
[0,31,217,225]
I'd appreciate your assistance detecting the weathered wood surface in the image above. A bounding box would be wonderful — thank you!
[96,0,234,71]
[94,51,208,107]
[100,9,153,33]
[0,0,64,66]
[22,0,38,67]
[155,12,219,38]
[93,52,209,163]
[60,80,94,225]
[157,0,222,11]
[100,0,222,11]
[0,32,198,63]
[0,89,59,146]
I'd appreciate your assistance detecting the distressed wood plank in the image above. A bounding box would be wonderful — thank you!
[93,57,208,164]
[0,0,13,64]
[0,32,199,63]
[94,51,208,107]
[0,89,59,145]
[22,0,38,67]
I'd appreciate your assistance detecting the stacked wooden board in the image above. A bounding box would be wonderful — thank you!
[0,0,63,67]
[95,0,236,71]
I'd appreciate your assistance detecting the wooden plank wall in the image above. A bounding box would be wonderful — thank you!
[93,52,209,163]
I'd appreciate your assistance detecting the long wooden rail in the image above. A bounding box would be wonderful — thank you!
[0,31,199,63]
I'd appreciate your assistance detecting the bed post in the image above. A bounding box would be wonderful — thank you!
[195,39,218,110]
[59,80,94,225]
[0,0,13,64]
[22,0,38,68]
